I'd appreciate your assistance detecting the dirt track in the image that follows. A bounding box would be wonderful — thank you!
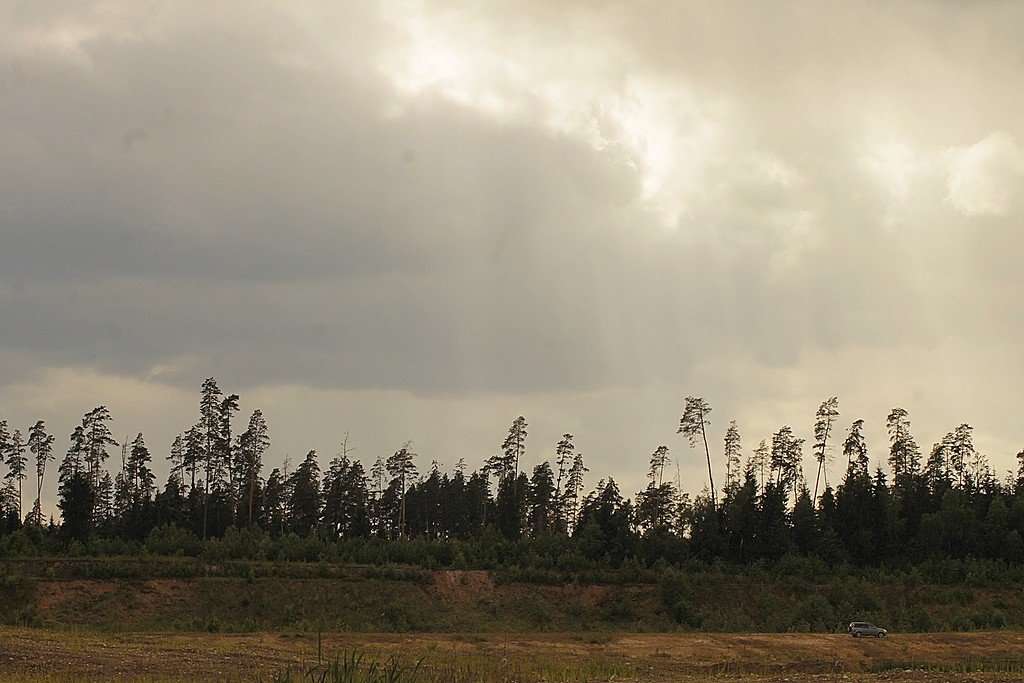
[1,629,1023,681]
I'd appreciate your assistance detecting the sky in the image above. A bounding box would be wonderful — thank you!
[2,1,1023,517]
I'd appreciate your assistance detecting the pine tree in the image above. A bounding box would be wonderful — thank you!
[678,397,717,510]
[771,425,804,501]
[812,397,839,501]
[4,429,27,522]
[949,423,976,489]
[27,421,54,525]
[386,443,417,538]
[219,393,240,523]
[183,424,203,492]
[886,407,921,485]
[94,471,114,529]
[748,439,770,490]
[82,406,116,488]
[562,452,588,533]
[502,416,528,479]
[57,423,93,536]
[723,422,742,494]
[168,434,186,493]
[553,434,575,531]
[926,432,953,492]
[1016,449,1024,493]
[638,445,676,532]
[0,421,8,454]
[198,378,224,539]
[842,419,869,481]
[368,454,387,535]
[128,432,155,506]
[238,410,269,527]
[0,421,9,480]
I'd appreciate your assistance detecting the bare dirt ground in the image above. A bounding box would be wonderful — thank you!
[1,629,1023,681]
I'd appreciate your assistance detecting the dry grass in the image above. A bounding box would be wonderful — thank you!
[2,629,1024,682]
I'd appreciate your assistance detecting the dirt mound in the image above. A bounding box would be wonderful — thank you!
[429,570,494,605]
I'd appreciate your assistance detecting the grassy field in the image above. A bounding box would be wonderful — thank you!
[4,559,1024,681]
[2,629,1024,681]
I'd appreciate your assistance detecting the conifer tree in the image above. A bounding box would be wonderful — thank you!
[218,393,240,523]
[288,450,322,535]
[553,434,575,530]
[198,378,224,538]
[638,445,676,532]
[82,406,116,488]
[28,421,54,525]
[926,432,953,491]
[263,467,287,535]
[128,432,155,506]
[886,407,921,485]
[4,429,27,522]
[812,397,839,501]
[771,425,804,499]
[1016,449,1024,493]
[678,397,716,510]
[748,439,770,490]
[723,422,742,494]
[562,452,588,533]
[949,423,976,489]
[386,443,417,538]
[167,434,186,493]
[238,410,269,527]
[843,419,869,481]
[502,416,528,479]
[183,425,203,492]
[322,433,370,539]
[527,461,556,535]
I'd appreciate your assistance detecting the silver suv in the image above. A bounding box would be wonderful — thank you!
[849,622,887,638]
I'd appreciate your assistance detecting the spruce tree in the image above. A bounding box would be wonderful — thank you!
[287,450,322,535]
[527,462,555,535]
[322,433,370,539]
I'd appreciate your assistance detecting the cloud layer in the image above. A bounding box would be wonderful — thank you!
[2,1,1023,504]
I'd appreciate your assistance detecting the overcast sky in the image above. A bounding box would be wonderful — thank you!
[2,1,1023,514]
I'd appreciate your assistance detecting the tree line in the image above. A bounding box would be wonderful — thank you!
[2,380,1024,567]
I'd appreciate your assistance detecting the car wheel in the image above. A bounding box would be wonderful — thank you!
[877,633,885,638]
[853,632,860,637]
